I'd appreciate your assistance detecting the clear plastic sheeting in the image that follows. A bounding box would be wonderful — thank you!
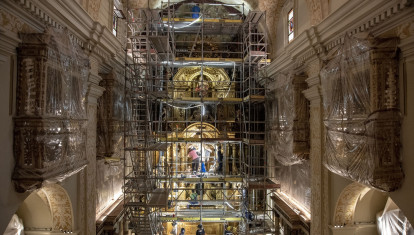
[18,27,88,118]
[4,214,24,235]
[321,35,371,184]
[96,159,124,216]
[97,76,125,158]
[377,209,414,235]
[275,161,311,211]
[14,27,89,192]
[267,74,308,166]
[320,35,402,191]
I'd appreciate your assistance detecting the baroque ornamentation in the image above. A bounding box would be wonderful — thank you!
[172,66,232,98]
[40,184,74,231]
[321,36,403,192]
[13,28,89,192]
[333,182,370,225]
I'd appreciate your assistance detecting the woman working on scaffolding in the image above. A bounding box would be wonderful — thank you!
[188,146,200,175]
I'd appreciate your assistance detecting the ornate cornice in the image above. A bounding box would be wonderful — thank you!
[266,0,414,77]
[2,0,124,69]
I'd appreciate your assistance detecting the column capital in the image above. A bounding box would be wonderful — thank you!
[86,82,105,105]
[303,85,322,106]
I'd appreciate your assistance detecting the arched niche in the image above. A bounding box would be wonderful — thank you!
[15,183,74,234]
[332,182,388,235]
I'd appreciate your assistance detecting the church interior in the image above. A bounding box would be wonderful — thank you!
[1,0,414,234]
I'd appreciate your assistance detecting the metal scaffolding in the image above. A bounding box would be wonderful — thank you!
[124,4,173,234]
[124,1,276,234]
[240,11,277,234]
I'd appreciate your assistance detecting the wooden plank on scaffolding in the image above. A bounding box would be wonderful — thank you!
[248,178,280,189]
[243,95,265,102]
[243,138,265,145]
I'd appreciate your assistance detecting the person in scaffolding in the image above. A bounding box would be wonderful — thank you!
[217,145,224,175]
[188,146,200,175]
[192,3,200,19]
[196,224,205,235]
[187,190,198,208]
[170,221,178,235]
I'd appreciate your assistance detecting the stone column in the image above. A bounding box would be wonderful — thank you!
[78,56,105,235]
[303,59,329,235]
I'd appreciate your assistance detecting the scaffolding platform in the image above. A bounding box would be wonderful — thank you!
[242,138,265,145]
[160,215,242,222]
[175,57,242,62]
[163,97,243,104]
[162,17,242,24]
[243,95,265,102]
[160,137,242,143]
[124,142,169,151]
[170,175,243,183]
[247,178,280,189]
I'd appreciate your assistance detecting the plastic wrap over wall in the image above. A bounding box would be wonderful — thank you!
[97,74,125,158]
[267,74,309,166]
[320,35,402,192]
[276,161,311,211]
[14,27,89,192]
[96,158,124,216]
[4,214,24,235]
[377,209,414,235]
[17,27,88,118]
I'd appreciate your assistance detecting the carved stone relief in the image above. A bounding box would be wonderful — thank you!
[333,182,370,225]
[41,184,74,231]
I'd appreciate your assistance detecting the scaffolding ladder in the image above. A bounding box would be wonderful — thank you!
[124,4,173,235]
[241,11,277,235]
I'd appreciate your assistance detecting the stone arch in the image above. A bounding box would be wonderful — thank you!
[16,183,74,232]
[333,182,371,225]
[40,184,74,231]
